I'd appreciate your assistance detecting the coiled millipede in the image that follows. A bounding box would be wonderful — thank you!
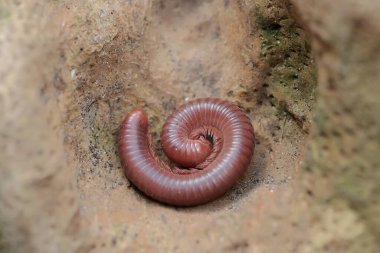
[118,98,255,206]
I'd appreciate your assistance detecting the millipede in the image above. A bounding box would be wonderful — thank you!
[118,98,255,206]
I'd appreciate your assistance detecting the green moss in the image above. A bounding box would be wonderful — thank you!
[255,0,317,125]
[75,15,83,24]
[0,225,9,253]
[0,5,11,20]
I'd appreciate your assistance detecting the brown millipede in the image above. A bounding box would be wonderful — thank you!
[118,98,255,206]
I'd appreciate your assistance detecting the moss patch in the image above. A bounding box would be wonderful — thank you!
[0,3,11,20]
[0,226,9,253]
[255,0,317,132]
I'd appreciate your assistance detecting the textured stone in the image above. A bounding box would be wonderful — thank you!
[1,0,378,252]
[290,0,380,251]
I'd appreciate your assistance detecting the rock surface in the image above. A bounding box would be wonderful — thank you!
[0,0,378,252]
[291,0,380,252]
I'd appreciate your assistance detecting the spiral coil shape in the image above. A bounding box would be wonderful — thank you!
[118,98,255,206]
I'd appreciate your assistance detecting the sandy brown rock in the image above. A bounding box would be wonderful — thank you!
[290,0,380,252]
[0,0,378,252]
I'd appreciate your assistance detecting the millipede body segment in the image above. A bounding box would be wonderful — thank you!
[118,98,255,206]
